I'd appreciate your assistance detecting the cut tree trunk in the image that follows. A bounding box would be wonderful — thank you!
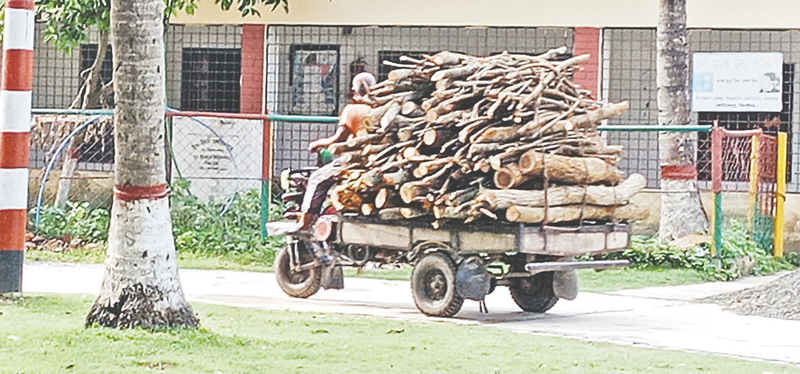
[478,173,646,210]
[506,204,646,224]
[518,150,621,186]
[86,0,197,329]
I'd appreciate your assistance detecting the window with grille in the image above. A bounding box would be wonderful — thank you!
[289,45,339,116]
[181,48,241,113]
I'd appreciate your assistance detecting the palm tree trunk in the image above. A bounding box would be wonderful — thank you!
[657,0,709,241]
[86,0,197,329]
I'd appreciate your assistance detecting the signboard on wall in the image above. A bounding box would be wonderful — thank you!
[691,52,783,112]
[172,117,263,202]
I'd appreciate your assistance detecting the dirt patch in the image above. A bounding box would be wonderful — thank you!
[711,270,800,320]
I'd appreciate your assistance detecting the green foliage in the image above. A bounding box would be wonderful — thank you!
[606,219,795,281]
[214,0,288,17]
[169,179,283,267]
[30,202,110,243]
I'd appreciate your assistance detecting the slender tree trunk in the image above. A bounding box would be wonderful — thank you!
[86,0,197,329]
[657,0,708,241]
[56,31,111,209]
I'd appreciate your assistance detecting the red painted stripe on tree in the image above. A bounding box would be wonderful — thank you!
[661,165,698,180]
[0,209,26,250]
[0,132,29,168]
[114,184,169,202]
[1,49,33,91]
[6,0,33,10]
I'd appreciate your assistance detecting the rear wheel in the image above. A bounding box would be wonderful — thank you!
[509,272,558,313]
[275,241,322,298]
[411,253,463,317]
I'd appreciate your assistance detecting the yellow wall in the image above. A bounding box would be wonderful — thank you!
[173,0,800,29]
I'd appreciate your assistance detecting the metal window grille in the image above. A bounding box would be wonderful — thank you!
[266,25,575,176]
[180,47,242,113]
[165,25,242,111]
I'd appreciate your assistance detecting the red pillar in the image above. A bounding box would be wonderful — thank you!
[0,0,34,292]
[572,27,601,99]
[240,24,265,115]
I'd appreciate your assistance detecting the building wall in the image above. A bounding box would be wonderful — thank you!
[171,0,800,29]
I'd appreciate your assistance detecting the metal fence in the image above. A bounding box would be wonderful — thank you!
[602,28,800,192]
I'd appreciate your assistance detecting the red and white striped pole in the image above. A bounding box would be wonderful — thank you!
[0,0,34,293]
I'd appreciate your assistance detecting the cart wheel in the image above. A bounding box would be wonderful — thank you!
[411,253,464,317]
[509,272,558,313]
[275,241,322,298]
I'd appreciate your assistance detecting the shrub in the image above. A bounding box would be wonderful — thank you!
[605,219,795,281]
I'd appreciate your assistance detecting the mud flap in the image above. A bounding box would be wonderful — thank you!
[321,265,344,290]
[456,257,491,301]
[552,270,578,300]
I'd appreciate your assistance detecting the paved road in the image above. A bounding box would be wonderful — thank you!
[21,261,800,365]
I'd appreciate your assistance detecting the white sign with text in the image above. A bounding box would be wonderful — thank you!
[691,52,783,112]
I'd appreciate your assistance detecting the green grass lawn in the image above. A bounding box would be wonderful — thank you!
[1,295,797,374]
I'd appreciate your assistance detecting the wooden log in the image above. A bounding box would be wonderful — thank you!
[518,150,622,185]
[400,207,427,219]
[346,133,384,148]
[473,125,521,143]
[467,143,500,159]
[331,185,363,212]
[413,158,452,178]
[388,68,415,81]
[339,151,367,165]
[375,188,394,209]
[401,101,422,116]
[433,205,468,220]
[422,128,456,148]
[402,147,420,159]
[520,101,629,135]
[446,187,479,207]
[363,143,391,155]
[358,169,384,188]
[477,173,647,210]
[328,142,354,156]
[378,207,404,221]
[400,181,430,204]
[431,64,479,81]
[379,101,403,131]
[361,204,375,216]
[505,203,646,224]
[432,51,469,66]
[383,168,412,186]
[435,91,480,115]
[493,163,531,189]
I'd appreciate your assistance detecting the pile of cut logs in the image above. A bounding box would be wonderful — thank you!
[327,47,646,228]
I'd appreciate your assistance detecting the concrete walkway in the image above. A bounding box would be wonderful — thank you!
[21,261,800,366]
